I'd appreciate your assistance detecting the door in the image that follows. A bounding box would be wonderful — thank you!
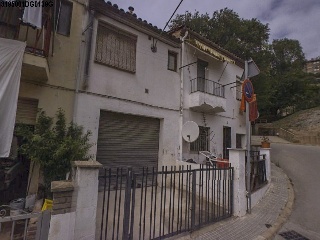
[197,59,208,92]
[223,127,231,159]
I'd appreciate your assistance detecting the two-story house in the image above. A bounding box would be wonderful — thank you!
[0,0,87,195]
[171,26,246,163]
[75,1,247,172]
[73,0,181,172]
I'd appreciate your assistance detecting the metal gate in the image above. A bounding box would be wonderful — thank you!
[0,209,50,240]
[96,164,233,240]
[247,151,268,192]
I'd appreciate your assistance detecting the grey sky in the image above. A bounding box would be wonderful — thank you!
[111,0,320,60]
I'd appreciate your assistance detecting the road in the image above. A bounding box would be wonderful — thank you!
[271,143,320,240]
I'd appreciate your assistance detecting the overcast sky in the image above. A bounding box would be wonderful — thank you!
[111,0,320,60]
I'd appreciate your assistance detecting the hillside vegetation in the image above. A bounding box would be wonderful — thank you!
[271,106,320,137]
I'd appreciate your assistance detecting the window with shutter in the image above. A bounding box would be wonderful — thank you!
[95,22,137,73]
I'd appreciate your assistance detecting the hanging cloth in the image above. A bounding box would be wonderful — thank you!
[22,0,43,29]
[249,94,258,122]
[240,92,246,113]
[0,38,26,157]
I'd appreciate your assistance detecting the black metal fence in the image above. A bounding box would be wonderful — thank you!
[97,165,233,240]
[247,151,267,192]
[190,78,225,98]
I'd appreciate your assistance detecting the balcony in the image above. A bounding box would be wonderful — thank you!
[0,7,52,82]
[189,78,226,113]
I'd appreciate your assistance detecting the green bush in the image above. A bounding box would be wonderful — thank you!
[16,109,92,196]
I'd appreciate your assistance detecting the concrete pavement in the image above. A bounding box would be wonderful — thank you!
[173,163,293,240]
[272,143,320,240]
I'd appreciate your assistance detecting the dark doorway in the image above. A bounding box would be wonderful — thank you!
[197,59,208,92]
[223,127,231,159]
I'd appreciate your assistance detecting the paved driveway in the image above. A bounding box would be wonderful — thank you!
[271,143,320,240]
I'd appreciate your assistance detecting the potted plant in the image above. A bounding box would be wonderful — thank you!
[261,135,270,148]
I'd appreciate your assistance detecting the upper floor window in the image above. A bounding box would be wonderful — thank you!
[56,0,73,36]
[168,51,177,71]
[95,22,137,73]
[197,59,208,92]
[190,126,210,152]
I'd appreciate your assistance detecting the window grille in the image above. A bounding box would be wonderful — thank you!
[95,22,137,73]
[190,126,210,152]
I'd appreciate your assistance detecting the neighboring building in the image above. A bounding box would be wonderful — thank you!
[0,0,87,195]
[171,26,246,162]
[305,58,320,74]
[74,0,181,171]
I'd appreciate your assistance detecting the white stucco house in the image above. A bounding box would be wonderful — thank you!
[170,26,246,164]
[74,0,181,172]
[74,0,246,171]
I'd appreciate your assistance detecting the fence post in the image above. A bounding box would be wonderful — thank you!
[72,161,102,240]
[122,169,132,240]
[260,148,271,182]
[48,181,75,240]
[191,170,196,231]
[228,149,246,217]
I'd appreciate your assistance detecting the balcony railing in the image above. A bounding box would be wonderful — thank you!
[190,77,225,98]
[0,7,52,57]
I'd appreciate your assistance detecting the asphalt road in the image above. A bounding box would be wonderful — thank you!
[271,143,320,240]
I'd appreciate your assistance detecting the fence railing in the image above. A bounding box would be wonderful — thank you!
[0,208,50,240]
[190,78,225,98]
[256,127,295,142]
[246,151,267,192]
[97,165,233,240]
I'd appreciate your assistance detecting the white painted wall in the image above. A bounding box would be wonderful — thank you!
[48,213,75,240]
[75,94,180,167]
[87,16,181,110]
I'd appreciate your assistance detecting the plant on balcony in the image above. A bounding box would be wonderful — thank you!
[16,108,92,196]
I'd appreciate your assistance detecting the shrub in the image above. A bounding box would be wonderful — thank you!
[16,109,92,196]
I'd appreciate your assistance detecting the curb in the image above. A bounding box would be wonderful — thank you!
[254,168,295,240]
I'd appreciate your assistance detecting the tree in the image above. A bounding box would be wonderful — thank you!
[170,8,270,60]
[271,38,305,75]
[16,109,92,196]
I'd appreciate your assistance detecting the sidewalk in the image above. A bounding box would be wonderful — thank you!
[174,163,294,240]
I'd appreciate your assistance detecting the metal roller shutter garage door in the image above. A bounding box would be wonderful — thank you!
[96,111,160,172]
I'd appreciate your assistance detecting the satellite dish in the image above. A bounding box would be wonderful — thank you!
[182,121,199,142]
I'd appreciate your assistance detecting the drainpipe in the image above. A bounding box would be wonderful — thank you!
[83,10,94,89]
[178,31,188,161]
[73,9,94,123]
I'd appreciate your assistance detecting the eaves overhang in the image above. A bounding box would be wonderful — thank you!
[89,0,181,48]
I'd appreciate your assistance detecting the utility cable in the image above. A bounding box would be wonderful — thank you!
[152,0,184,50]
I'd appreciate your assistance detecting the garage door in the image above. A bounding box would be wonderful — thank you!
[96,111,160,173]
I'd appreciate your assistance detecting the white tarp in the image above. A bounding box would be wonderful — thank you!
[23,1,43,29]
[0,38,26,157]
